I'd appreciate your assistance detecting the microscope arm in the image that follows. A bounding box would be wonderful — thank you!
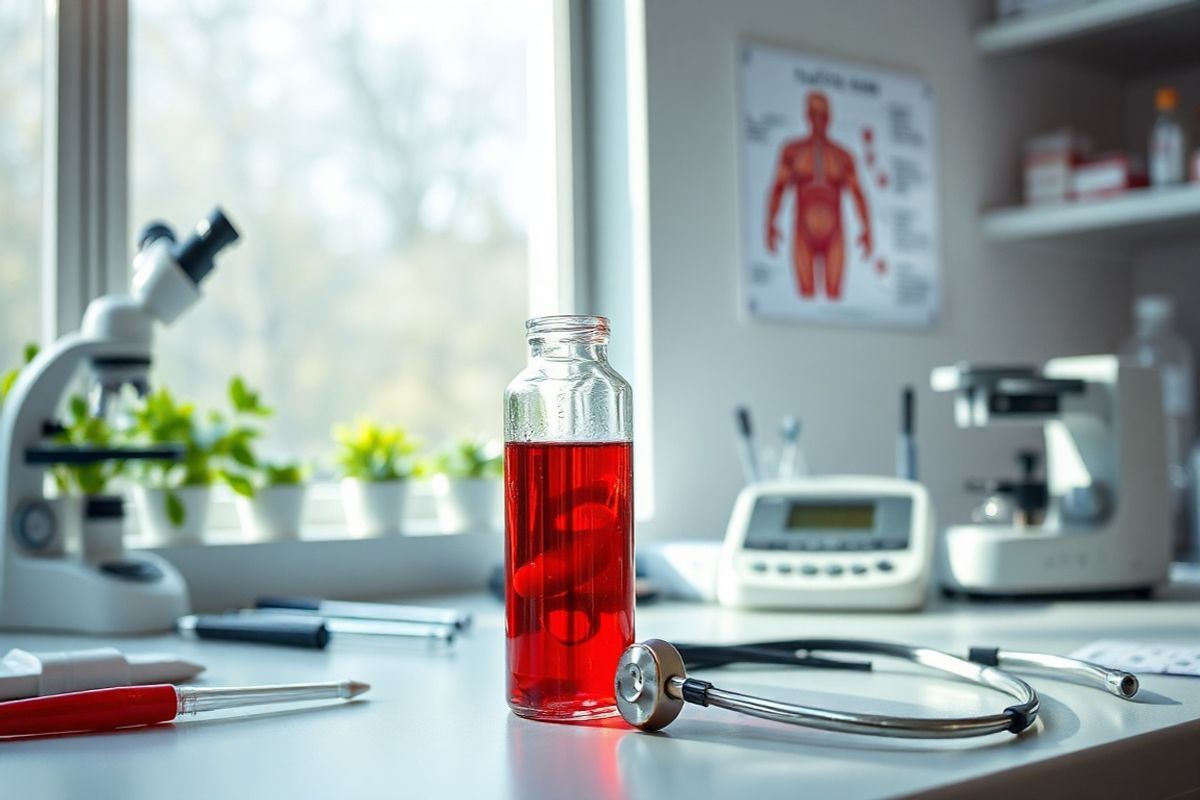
[0,332,154,602]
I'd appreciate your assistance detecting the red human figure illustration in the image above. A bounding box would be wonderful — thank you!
[765,92,872,300]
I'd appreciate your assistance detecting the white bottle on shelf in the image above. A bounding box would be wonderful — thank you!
[1149,87,1186,188]
[1120,295,1195,557]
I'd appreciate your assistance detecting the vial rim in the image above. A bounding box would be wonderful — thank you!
[526,315,610,341]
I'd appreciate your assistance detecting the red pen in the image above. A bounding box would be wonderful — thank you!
[0,679,370,737]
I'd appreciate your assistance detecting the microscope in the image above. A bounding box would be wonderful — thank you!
[0,209,239,633]
[931,355,1172,598]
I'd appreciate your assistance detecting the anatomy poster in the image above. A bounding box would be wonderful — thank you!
[738,42,940,327]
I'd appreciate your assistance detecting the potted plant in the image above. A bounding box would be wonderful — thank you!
[50,395,127,562]
[127,387,218,545]
[426,436,503,533]
[333,419,419,536]
[218,377,309,541]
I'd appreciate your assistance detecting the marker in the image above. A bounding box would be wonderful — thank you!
[177,613,455,649]
[0,680,369,737]
[256,595,471,631]
[897,385,917,481]
[734,406,760,483]
[0,648,204,701]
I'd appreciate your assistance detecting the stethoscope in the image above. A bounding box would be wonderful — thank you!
[615,638,1140,738]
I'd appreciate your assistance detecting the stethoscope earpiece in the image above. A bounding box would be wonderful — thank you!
[615,639,686,731]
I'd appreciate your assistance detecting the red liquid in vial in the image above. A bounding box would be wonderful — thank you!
[505,441,634,720]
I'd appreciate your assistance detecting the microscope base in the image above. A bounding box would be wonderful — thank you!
[0,552,189,634]
[940,585,1155,602]
[938,524,1170,598]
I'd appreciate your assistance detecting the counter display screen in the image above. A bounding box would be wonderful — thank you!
[785,503,875,531]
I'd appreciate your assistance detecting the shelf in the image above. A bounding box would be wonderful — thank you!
[976,0,1200,73]
[981,185,1200,251]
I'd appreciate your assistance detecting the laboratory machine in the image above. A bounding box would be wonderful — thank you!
[716,475,934,610]
[931,356,1172,598]
[0,208,239,633]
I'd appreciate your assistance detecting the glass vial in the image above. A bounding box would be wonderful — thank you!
[1120,295,1195,556]
[1149,87,1186,187]
[503,315,634,721]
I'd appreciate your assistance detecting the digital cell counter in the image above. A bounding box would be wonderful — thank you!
[717,476,934,610]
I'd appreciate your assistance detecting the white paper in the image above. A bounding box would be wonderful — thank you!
[1069,640,1200,677]
[737,42,941,327]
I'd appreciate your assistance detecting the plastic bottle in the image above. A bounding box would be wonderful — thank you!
[503,315,634,722]
[1149,87,1186,187]
[1120,296,1195,555]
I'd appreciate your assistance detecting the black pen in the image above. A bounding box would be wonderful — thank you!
[177,613,455,649]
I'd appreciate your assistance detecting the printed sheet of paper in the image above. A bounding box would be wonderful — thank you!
[1070,640,1200,676]
[738,41,941,327]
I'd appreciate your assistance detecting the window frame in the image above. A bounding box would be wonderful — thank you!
[43,0,593,538]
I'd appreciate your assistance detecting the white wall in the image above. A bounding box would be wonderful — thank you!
[624,0,1134,541]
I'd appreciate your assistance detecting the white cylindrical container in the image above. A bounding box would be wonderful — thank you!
[235,484,307,541]
[132,485,211,545]
[80,495,126,562]
[432,475,502,533]
[340,478,407,536]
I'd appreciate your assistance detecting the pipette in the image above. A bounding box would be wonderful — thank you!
[177,613,455,649]
[778,415,801,479]
[734,406,760,483]
[256,595,471,631]
[0,680,369,737]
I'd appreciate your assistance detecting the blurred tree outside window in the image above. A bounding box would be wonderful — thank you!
[131,0,531,466]
[0,0,42,370]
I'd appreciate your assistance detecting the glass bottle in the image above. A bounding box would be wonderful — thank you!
[1120,295,1195,555]
[1149,86,1186,187]
[503,315,634,721]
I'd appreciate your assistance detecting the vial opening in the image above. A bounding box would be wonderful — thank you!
[526,315,610,344]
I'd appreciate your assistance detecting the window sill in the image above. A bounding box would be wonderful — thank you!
[139,528,498,612]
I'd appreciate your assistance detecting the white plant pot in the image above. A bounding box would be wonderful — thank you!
[433,476,502,533]
[132,485,211,545]
[235,484,307,542]
[340,478,407,537]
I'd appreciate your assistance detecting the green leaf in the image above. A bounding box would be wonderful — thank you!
[229,441,257,468]
[68,395,88,421]
[165,491,186,526]
[0,368,18,402]
[222,471,255,498]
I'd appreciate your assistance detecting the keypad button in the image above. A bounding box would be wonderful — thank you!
[750,562,768,573]
[800,564,819,576]
[825,564,845,577]
[850,564,868,575]
[776,563,794,574]
[876,560,894,572]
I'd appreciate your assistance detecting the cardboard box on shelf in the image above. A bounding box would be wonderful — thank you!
[1024,129,1090,205]
[1071,153,1148,201]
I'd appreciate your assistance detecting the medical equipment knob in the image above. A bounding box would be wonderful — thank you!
[136,221,176,251]
[615,639,686,730]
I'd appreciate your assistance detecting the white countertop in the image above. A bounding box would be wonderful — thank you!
[4,590,1200,799]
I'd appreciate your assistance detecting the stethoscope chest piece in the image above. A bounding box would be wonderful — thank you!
[615,639,686,731]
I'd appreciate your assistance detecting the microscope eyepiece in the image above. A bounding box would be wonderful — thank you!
[172,207,240,286]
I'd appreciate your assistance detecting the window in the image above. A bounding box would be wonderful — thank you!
[0,0,42,368]
[130,0,534,461]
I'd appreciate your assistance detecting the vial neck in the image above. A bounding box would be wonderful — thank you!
[1136,317,1170,337]
[530,341,608,363]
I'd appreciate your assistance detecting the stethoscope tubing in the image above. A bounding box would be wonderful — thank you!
[617,638,1139,738]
